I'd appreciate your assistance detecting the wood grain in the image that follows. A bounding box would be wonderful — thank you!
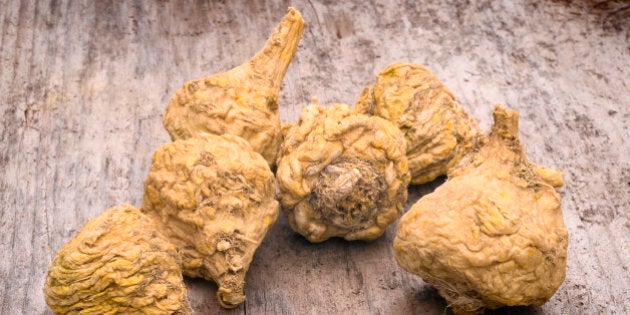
[1,0,628,314]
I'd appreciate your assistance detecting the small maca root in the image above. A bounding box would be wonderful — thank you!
[277,103,410,242]
[163,7,305,166]
[394,105,567,314]
[354,62,482,184]
[43,204,191,315]
[141,133,279,308]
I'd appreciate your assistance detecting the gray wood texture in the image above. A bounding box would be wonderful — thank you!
[1,0,628,314]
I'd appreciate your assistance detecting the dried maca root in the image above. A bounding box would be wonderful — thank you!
[354,62,482,184]
[394,105,567,314]
[43,204,191,315]
[141,133,279,308]
[162,7,304,166]
[276,103,410,242]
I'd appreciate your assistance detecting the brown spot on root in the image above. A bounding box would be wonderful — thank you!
[310,158,385,229]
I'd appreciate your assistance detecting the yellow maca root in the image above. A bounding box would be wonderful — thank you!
[162,7,305,166]
[277,103,410,242]
[354,62,482,184]
[394,105,567,314]
[141,133,279,308]
[43,204,191,315]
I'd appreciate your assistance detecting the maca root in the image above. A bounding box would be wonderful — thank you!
[277,103,410,242]
[394,105,568,314]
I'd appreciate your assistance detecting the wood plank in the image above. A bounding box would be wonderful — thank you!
[1,0,628,314]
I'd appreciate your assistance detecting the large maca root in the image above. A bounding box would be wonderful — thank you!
[277,103,410,242]
[162,7,305,166]
[394,105,568,314]
[141,133,279,308]
[354,62,482,184]
[43,204,191,315]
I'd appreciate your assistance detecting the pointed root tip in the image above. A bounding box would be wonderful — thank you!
[492,104,519,137]
[534,166,564,188]
[286,7,305,24]
[216,287,246,309]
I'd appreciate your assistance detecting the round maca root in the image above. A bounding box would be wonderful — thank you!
[43,204,191,315]
[394,105,567,314]
[162,7,305,166]
[354,62,482,184]
[141,133,279,308]
[276,103,410,242]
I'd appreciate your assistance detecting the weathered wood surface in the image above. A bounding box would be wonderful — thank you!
[1,0,628,314]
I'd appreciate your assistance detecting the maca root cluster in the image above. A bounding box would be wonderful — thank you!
[44,7,302,312]
[43,7,568,315]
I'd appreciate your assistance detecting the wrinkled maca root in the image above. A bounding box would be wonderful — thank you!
[277,103,410,242]
[141,133,279,308]
[43,204,191,315]
[162,7,305,166]
[354,62,482,184]
[394,105,568,314]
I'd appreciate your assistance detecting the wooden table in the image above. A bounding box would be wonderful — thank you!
[1,1,628,314]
